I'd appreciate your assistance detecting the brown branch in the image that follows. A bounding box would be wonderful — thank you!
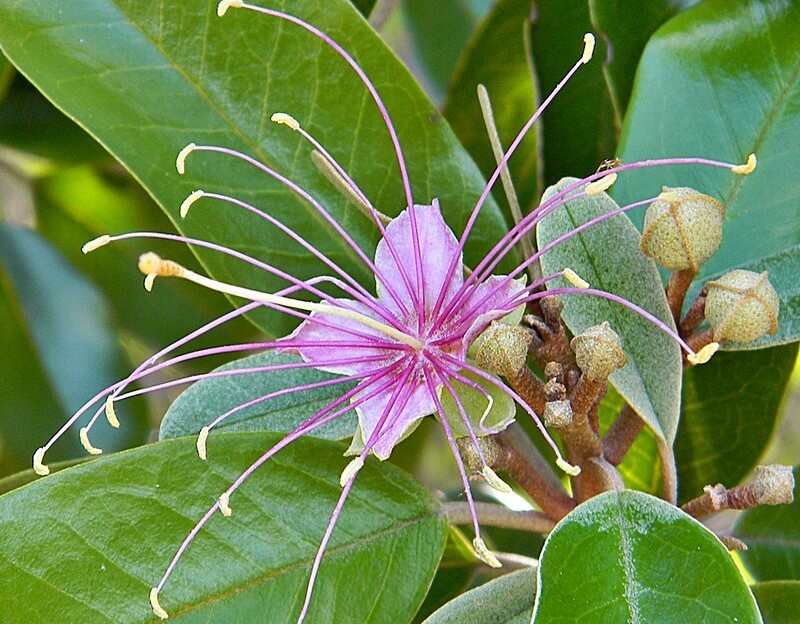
[682,465,795,519]
[442,501,555,534]
[603,405,645,466]
[496,425,575,521]
[667,268,696,323]
[680,286,707,336]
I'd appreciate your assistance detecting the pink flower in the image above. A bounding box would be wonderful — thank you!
[32,2,753,621]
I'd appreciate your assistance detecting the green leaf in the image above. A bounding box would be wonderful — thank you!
[0,458,88,496]
[588,1,697,124]
[0,224,147,476]
[752,581,800,623]
[443,0,540,216]
[687,245,800,350]
[533,490,762,623]
[537,179,682,444]
[423,568,536,624]
[35,166,256,354]
[402,0,486,101]
[617,0,800,335]
[0,432,447,623]
[160,351,357,441]
[676,344,798,502]
[735,466,800,581]
[0,0,509,338]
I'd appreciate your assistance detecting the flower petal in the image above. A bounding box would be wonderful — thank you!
[287,298,401,375]
[355,378,434,459]
[375,200,463,319]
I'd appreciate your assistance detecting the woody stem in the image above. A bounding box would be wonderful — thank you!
[666,268,696,323]
[442,501,555,534]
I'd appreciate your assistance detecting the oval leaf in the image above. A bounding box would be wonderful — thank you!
[0,0,509,337]
[160,351,357,441]
[537,178,682,443]
[423,567,536,624]
[735,466,800,581]
[617,0,800,348]
[676,344,798,502]
[533,490,762,623]
[0,432,447,623]
[752,580,800,623]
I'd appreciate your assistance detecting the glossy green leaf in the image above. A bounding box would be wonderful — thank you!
[538,179,682,444]
[0,0,509,339]
[35,166,256,355]
[687,245,800,350]
[350,0,376,17]
[751,581,800,623]
[402,0,486,101]
[423,568,536,624]
[0,52,12,101]
[735,466,800,581]
[676,344,798,502]
[0,458,88,496]
[617,0,800,331]
[533,490,762,623]
[0,432,447,623]
[588,1,698,122]
[0,224,146,476]
[444,0,540,216]
[160,351,357,441]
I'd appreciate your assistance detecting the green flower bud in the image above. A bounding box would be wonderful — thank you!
[705,270,779,343]
[640,187,725,271]
[473,321,532,377]
[570,321,626,381]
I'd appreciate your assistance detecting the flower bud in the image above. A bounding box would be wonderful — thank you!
[704,270,779,343]
[748,464,794,506]
[473,322,532,377]
[543,400,573,428]
[640,187,725,271]
[570,322,626,381]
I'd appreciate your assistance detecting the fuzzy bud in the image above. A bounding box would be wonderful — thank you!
[570,322,626,381]
[705,270,779,343]
[473,322,532,377]
[748,464,794,506]
[543,400,573,428]
[640,187,725,271]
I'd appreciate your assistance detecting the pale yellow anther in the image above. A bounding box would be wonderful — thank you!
[217,0,243,17]
[732,153,757,175]
[563,268,590,289]
[481,466,512,494]
[138,253,186,279]
[82,235,111,254]
[180,190,205,218]
[196,426,210,460]
[473,537,502,568]
[105,397,120,429]
[219,492,232,517]
[150,588,169,620]
[582,33,596,64]
[144,273,157,292]
[687,342,720,365]
[271,112,300,131]
[33,448,50,476]
[585,173,617,195]
[175,143,196,175]
[339,457,365,487]
[79,427,103,455]
[557,458,581,476]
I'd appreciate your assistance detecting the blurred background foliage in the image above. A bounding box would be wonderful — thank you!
[0,0,797,567]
